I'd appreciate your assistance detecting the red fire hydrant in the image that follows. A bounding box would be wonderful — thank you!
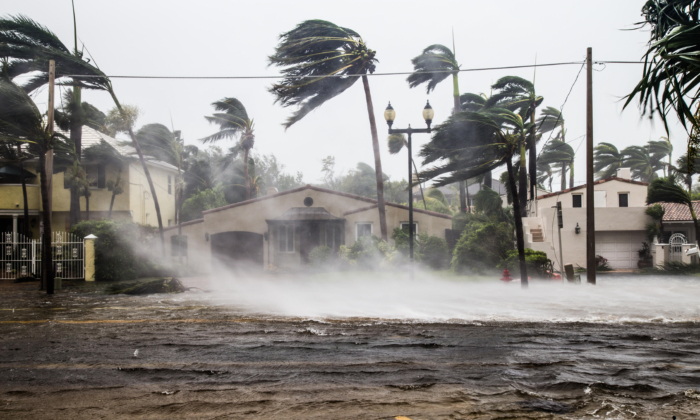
[500,269,513,282]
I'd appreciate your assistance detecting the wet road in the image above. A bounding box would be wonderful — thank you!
[1,277,699,419]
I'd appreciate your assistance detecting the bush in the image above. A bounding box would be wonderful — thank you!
[309,245,334,267]
[181,187,227,222]
[419,234,449,269]
[71,220,171,281]
[499,248,553,278]
[338,235,390,268]
[451,221,513,274]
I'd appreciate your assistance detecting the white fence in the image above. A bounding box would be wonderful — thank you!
[0,232,84,280]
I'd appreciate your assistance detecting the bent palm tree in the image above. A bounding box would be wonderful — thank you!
[387,133,427,210]
[624,144,667,182]
[491,76,544,205]
[594,142,626,180]
[418,108,533,287]
[201,98,254,200]
[407,42,470,211]
[268,20,388,240]
[539,139,575,190]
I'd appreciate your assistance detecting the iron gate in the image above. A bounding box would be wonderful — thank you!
[669,233,687,262]
[0,232,84,280]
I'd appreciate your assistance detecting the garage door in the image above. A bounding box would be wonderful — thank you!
[595,231,646,269]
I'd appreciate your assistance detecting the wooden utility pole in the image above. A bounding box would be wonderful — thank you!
[44,60,56,294]
[586,48,596,285]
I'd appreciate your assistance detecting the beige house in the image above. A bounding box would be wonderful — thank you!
[0,126,177,236]
[523,168,652,270]
[163,185,453,271]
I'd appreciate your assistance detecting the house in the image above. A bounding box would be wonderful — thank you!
[650,202,700,266]
[523,168,652,270]
[163,185,453,271]
[0,126,177,237]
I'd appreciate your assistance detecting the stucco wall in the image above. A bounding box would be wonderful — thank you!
[537,179,648,210]
[163,220,210,272]
[128,162,177,227]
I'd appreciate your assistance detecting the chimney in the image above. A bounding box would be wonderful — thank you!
[616,168,631,180]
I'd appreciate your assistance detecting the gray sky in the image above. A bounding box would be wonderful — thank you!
[6,0,683,188]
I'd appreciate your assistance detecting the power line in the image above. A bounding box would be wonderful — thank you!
[63,60,639,80]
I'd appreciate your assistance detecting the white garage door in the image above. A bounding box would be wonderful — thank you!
[595,231,646,269]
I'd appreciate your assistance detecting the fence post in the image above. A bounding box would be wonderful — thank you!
[84,234,97,281]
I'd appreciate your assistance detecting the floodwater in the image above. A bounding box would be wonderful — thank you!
[1,274,699,419]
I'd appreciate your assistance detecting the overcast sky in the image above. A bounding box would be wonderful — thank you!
[6,0,684,189]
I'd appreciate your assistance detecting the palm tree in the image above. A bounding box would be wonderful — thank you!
[624,144,667,182]
[594,142,626,180]
[491,76,544,206]
[137,123,198,261]
[0,73,68,293]
[387,133,427,210]
[537,162,554,192]
[419,108,534,286]
[647,176,700,245]
[407,42,470,212]
[625,1,700,134]
[660,136,674,176]
[0,141,32,236]
[649,139,673,177]
[268,20,389,240]
[83,140,126,218]
[539,139,576,190]
[200,98,254,200]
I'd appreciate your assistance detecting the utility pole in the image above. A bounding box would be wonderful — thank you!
[586,48,596,285]
[556,201,564,278]
[44,60,56,294]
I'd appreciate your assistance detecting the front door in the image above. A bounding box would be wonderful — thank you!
[299,222,321,264]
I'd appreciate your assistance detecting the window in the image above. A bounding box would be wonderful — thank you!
[400,222,418,234]
[171,235,187,257]
[86,164,106,189]
[572,194,582,208]
[356,223,372,240]
[618,193,629,207]
[168,175,172,194]
[324,225,341,249]
[278,225,294,253]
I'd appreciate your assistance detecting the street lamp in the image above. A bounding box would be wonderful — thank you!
[384,100,434,277]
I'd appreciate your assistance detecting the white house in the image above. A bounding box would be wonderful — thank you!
[523,168,652,270]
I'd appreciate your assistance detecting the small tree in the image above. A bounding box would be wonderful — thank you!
[647,177,700,245]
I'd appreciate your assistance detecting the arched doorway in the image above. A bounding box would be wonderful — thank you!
[211,231,264,270]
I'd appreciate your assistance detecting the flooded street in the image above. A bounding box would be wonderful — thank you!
[1,275,700,419]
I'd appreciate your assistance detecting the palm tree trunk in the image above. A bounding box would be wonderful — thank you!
[561,162,567,191]
[243,149,250,200]
[69,87,82,228]
[519,135,528,215]
[177,167,183,265]
[361,75,388,241]
[529,106,537,201]
[459,181,467,213]
[108,168,121,218]
[466,183,471,213]
[411,159,427,210]
[39,152,54,294]
[506,156,528,287]
[569,160,574,189]
[108,89,165,257]
[85,191,90,221]
[18,146,29,237]
[452,73,469,213]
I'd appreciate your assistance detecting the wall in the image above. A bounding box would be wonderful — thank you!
[163,219,210,272]
[537,179,648,210]
[128,161,177,228]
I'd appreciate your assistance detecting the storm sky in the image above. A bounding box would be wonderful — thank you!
[5,0,681,188]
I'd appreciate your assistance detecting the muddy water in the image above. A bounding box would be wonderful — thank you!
[0,276,699,419]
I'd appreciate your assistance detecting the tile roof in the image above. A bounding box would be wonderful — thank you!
[659,202,700,222]
[536,176,649,200]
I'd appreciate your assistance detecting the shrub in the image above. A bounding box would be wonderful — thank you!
[451,221,513,274]
[499,248,553,278]
[309,245,334,267]
[419,233,449,269]
[339,235,389,268]
[181,187,227,222]
[71,220,171,281]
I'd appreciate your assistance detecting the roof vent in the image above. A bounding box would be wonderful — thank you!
[303,197,314,207]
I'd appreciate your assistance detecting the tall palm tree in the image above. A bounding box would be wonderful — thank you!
[490,76,544,206]
[268,20,389,240]
[539,139,575,190]
[407,42,470,212]
[594,142,626,180]
[419,108,534,286]
[537,162,554,192]
[660,136,674,176]
[201,98,254,200]
[387,133,427,210]
[649,139,673,177]
[83,140,126,218]
[0,74,67,293]
[624,144,667,182]
[0,14,167,257]
[137,123,197,261]
[647,176,700,245]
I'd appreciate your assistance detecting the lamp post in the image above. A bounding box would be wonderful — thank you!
[384,101,434,277]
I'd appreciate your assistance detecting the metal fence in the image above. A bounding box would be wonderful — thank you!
[0,232,84,280]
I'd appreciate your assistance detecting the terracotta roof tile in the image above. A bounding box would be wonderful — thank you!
[659,201,700,221]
